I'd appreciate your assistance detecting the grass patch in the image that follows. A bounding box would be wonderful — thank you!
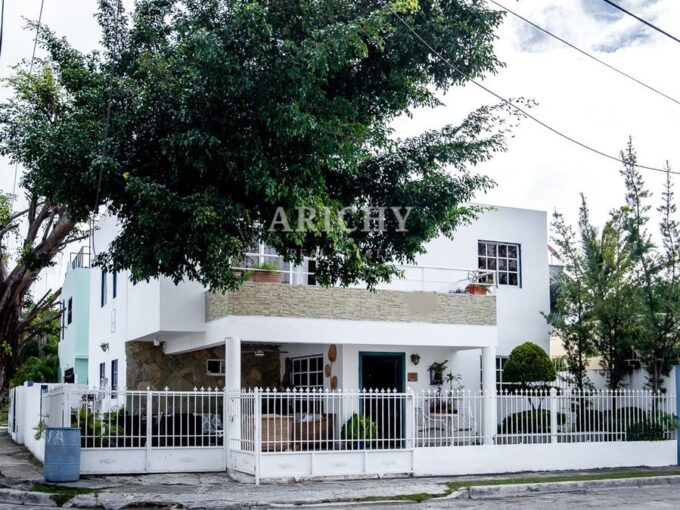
[352,469,680,505]
[356,492,434,503]
[31,483,99,506]
[445,469,680,492]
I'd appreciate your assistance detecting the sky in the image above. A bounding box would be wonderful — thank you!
[1,0,680,290]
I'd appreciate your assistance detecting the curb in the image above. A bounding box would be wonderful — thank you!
[0,488,57,507]
[459,475,680,500]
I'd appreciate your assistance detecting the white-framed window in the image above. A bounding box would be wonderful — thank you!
[67,297,73,325]
[99,362,106,386]
[291,354,323,388]
[111,359,118,391]
[206,359,225,376]
[100,270,108,307]
[480,355,509,391]
[478,241,521,286]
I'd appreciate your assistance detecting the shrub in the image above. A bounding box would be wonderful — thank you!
[503,342,556,390]
[341,413,377,442]
[626,413,679,441]
[498,410,566,435]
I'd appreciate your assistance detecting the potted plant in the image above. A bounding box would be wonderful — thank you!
[340,413,377,449]
[464,270,490,295]
[248,262,283,283]
[428,361,447,386]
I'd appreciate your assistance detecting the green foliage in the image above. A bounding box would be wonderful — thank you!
[340,413,377,442]
[502,342,556,389]
[12,335,59,386]
[619,142,680,392]
[71,407,122,447]
[626,413,679,441]
[0,0,522,292]
[497,410,566,435]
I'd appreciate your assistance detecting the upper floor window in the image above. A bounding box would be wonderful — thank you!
[112,272,118,299]
[67,297,73,325]
[101,270,107,307]
[291,354,323,388]
[478,241,520,286]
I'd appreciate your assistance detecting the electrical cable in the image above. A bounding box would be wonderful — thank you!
[387,6,677,175]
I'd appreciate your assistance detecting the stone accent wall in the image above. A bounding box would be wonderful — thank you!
[205,282,496,326]
[126,341,281,390]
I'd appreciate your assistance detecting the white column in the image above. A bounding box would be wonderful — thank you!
[226,336,241,391]
[481,346,497,446]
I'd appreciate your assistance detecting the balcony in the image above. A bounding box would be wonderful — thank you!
[205,258,496,327]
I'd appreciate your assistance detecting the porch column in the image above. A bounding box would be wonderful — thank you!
[481,346,497,446]
[226,336,241,391]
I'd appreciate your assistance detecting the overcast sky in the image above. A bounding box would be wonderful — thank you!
[2,0,680,291]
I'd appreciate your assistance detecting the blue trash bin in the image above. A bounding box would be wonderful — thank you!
[44,427,81,482]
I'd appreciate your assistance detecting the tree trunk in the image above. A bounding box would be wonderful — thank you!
[0,300,22,399]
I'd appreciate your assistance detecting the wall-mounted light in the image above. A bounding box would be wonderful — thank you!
[410,353,421,366]
[100,342,109,352]
[153,337,161,347]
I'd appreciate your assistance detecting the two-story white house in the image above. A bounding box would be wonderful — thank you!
[86,205,550,407]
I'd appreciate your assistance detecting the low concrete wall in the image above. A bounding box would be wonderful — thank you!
[412,441,677,476]
[206,283,496,325]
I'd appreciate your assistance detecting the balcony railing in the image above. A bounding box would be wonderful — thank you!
[236,252,498,295]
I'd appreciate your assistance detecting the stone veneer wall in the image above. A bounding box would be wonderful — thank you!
[205,282,496,325]
[126,341,280,390]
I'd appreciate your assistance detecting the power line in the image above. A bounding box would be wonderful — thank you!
[387,6,677,176]
[486,0,680,107]
[600,0,680,45]
[11,0,45,205]
[0,0,5,60]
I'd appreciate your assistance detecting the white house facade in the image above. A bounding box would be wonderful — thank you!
[85,205,549,401]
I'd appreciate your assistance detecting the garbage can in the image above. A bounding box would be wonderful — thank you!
[44,427,81,482]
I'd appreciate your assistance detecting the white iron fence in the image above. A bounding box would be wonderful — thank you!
[41,386,677,453]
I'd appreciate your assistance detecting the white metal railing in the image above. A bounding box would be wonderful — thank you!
[69,247,90,270]
[43,387,224,449]
[41,387,677,453]
[496,388,677,444]
[236,251,498,294]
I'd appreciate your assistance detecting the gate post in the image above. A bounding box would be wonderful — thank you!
[550,388,558,444]
[675,366,680,465]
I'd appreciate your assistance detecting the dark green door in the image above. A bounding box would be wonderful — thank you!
[359,352,405,448]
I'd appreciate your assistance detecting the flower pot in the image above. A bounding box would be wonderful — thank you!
[465,283,488,295]
[252,271,283,283]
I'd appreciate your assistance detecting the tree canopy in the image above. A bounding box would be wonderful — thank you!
[1,0,518,293]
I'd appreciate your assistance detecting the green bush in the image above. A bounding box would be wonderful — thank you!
[341,413,377,442]
[626,413,679,441]
[503,342,556,389]
[498,410,566,435]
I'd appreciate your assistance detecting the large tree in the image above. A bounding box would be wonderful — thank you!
[550,196,638,391]
[1,0,519,393]
[620,142,680,392]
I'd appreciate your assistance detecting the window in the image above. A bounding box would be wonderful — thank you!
[100,270,107,307]
[61,300,65,340]
[99,362,106,386]
[291,354,323,388]
[478,241,520,286]
[206,359,225,376]
[67,297,73,325]
[111,360,118,391]
[112,272,118,299]
[480,355,509,391]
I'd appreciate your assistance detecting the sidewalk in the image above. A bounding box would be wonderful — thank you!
[2,432,680,509]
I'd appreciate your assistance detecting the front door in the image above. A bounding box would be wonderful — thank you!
[359,352,405,448]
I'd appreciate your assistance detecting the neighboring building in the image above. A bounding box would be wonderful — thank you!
[86,205,551,396]
[58,247,91,385]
